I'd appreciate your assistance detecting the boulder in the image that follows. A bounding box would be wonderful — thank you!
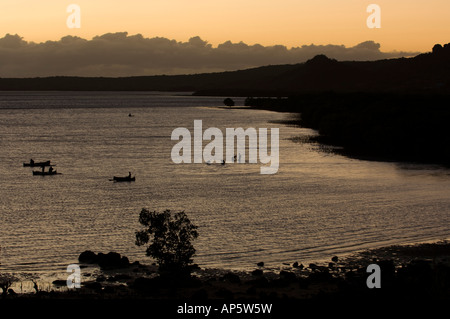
[79,251,131,269]
[97,252,130,269]
[309,263,318,270]
[78,250,98,264]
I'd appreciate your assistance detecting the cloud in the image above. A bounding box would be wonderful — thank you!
[0,33,420,77]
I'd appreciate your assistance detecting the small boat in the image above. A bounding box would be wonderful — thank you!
[32,170,60,176]
[205,160,225,165]
[24,160,51,167]
[112,175,135,182]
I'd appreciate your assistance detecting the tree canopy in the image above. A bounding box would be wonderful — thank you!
[135,209,199,274]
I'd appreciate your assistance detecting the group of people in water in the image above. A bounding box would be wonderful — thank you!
[205,154,243,166]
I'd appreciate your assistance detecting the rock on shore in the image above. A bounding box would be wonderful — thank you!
[78,251,131,269]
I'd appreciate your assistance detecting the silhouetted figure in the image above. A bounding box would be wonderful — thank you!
[232,154,242,163]
[128,172,132,178]
[49,166,54,174]
[30,159,34,165]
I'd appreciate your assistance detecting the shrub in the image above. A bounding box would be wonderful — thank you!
[223,98,235,107]
[135,209,199,274]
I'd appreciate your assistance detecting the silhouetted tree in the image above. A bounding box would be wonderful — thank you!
[135,209,199,274]
[223,98,235,107]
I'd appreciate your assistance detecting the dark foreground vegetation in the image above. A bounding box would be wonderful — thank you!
[246,92,450,166]
[3,207,449,304]
[1,241,449,304]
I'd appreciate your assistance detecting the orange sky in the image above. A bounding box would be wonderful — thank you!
[1,0,449,52]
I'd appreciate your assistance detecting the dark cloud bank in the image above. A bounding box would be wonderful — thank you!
[0,32,419,77]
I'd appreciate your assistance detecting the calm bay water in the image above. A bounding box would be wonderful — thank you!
[0,91,449,284]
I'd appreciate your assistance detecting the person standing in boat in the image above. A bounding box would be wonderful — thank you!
[30,159,34,166]
[128,172,132,178]
[49,166,54,174]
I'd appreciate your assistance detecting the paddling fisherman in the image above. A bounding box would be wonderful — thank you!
[49,166,54,174]
[30,158,34,166]
[128,172,132,178]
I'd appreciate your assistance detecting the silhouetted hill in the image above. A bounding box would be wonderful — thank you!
[195,44,450,95]
[0,64,294,94]
[239,43,450,166]
[0,43,449,95]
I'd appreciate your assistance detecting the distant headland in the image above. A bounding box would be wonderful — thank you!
[0,43,449,95]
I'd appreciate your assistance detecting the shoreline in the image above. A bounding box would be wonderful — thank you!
[1,100,449,302]
[243,94,450,168]
[2,240,449,301]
